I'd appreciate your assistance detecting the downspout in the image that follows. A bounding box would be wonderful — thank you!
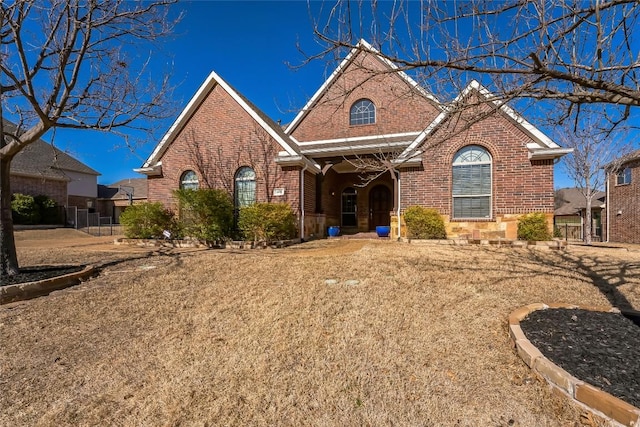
[606,171,610,243]
[300,165,308,240]
[396,169,401,241]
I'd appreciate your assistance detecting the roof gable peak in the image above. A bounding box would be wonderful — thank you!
[284,39,440,135]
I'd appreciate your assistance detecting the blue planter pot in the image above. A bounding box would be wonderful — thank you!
[376,225,391,238]
[327,226,341,237]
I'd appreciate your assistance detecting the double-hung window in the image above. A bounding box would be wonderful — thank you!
[452,145,492,219]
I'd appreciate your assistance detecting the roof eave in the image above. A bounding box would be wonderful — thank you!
[528,148,573,160]
[134,163,163,177]
[274,155,320,173]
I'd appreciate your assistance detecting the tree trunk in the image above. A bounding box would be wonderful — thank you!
[584,186,593,245]
[0,156,19,276]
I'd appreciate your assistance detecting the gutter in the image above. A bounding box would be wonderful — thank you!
[606,173,610,243]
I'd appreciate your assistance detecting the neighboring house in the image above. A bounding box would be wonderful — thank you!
[6,119,100,209]
[137,40,570,240]
[97,178,147,223]
[554,188,606,241]
[605,149,640,244]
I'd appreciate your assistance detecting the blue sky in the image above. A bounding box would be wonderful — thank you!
[49,0,599,188]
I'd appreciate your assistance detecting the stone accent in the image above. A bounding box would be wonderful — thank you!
[509,303,640,427]
[0,265,96,305]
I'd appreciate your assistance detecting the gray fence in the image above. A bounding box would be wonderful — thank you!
[66,206,122,236]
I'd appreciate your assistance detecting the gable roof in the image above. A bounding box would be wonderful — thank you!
[395,80,572,166]
[284,39,441,136]
[555,187,606,216]
[604,148,640,170]
[98,178,147,200]
[4,120,100,180]
[137,71,317,176]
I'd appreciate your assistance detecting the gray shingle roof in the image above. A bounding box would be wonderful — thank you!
[98,178,147,200]
[555,187,606,216]
[4,120,100,179]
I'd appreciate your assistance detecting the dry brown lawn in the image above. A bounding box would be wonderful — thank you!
[2,229,640,426]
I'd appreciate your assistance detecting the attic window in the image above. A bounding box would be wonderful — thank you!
[350,99,375,125]
[180,170,199,190]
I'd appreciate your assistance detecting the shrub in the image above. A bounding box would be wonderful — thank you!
[238,203,297,242]
[11,193,40,224]
[517,213,552,241]
[119,202,180,239]
[174,189,234,242]
[404,206,447,239]
[34,195,61,224]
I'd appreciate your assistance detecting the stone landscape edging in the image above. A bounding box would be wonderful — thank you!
[509,303,640,427]
[0,265,96,305]
[115,238,302,249]
[404,238,567,249]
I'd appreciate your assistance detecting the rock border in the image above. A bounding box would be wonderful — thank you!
[115,237,302,249]
[509,303,640,427]
[0,265,96,305]
[404,238,567,249]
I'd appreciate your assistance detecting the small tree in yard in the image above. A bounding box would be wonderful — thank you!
[174,189,234,244]
[238,203,298,243]
[0,1,179,276]
[559,114,632,244]
[119,202,179,240]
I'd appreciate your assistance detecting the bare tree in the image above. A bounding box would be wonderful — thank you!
[306,0,640,127]
[559,113,632,244]
[0,0,180,276]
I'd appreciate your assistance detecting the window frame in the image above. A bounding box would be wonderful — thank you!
[234,166,256,208]
[179,170,199,190]
[451,145,492,220]
[616,167,632,186]
[349,98,376,126]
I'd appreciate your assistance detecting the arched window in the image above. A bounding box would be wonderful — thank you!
[349,99,376,125]
[180,170,199,190]
[452,145,492,219]
[235,166,256,208]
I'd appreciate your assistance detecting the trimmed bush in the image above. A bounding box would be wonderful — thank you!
[517,213,552,241]
[34,195,61,224]
[119,202,180,239]
[404,206,447,239]
[238,203,297,242]
[174,188,234,242]
[11,193,40,224]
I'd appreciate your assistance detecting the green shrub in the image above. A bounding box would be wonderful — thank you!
[34,195,61,224]
[174,189,234,242]
[119,202,180,239]
[517,213,552,241]
[238,203,297,242]
[11,193,40,224]
[404,206,447,239]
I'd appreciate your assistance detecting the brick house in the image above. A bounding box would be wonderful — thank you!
[605,149,640,244]
[138,40,570,239]
[554,188,606,241]
[96,178,147,223]
[6,119,100,209]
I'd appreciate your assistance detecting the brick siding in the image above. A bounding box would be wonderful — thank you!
[148,83,302,214]
[607,158,640,243]
[11,175,67,207]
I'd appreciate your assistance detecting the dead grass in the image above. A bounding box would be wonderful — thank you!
[2,231,640,426]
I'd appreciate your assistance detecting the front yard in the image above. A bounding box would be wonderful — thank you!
[2,230,639,426]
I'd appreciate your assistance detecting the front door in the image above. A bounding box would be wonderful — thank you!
[341,187,358,227]
[369,185,391,229]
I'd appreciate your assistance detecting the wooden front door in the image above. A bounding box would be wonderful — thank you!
[369,185,391,229]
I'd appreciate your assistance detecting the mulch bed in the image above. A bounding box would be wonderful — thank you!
[520,308,640,408]
[0,265,85,287]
